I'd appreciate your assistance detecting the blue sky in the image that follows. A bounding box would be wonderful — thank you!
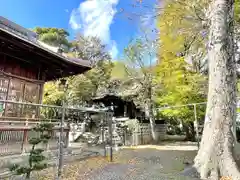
[0,0,157,59]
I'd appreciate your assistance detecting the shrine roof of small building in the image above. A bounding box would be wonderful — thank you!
[0,16,91,81]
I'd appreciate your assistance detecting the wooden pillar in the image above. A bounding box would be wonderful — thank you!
[3,78,10,117]
[36,83,44,119]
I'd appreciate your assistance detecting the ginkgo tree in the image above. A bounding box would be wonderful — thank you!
[157,0,209,73]
[156,55,207,140]
[156,0,207,141]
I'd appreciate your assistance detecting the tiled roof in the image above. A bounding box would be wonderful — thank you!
[0,16,91,68]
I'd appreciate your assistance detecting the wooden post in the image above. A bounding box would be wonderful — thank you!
[194,104,200,149]
[65,127,70,148]
[21,129,28,153]
[45,129,52,151]
[108,112,113,162]
[132,130,135,146]
[36,83,44,118]
[57,101,65,179]
[140,127,143,145]
[101,114,106,157]
[123,126,127,146]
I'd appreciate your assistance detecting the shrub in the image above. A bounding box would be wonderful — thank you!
[9,123,54,179]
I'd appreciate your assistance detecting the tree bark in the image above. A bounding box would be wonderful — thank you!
[145,86,158,141]
[145,99,158,141]
[183,122,196,141]
[194,0,240,179]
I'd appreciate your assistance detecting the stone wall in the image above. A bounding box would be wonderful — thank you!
[127,123,167,145]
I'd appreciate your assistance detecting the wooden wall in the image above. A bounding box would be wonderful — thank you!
[0,54,41,80]
[0,54,44,104]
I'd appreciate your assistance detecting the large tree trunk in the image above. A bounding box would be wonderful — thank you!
[194,0,240,179]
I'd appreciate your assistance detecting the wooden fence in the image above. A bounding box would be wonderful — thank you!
[0,100,108,157]
[0,125,69,156]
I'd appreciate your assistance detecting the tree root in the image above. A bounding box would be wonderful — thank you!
[194,129,217,179]
[194,129,240,179]
[195,150,240,179]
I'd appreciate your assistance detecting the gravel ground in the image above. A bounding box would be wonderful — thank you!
[82,149,199,180]
[26,147,200,180]
[6,142,240,179]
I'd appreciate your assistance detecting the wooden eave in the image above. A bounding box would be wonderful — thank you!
[0,27,91,81]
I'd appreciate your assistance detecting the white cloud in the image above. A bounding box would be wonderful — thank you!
[69,0,119,59]
[109,41,118,59]
[69,14,81,29]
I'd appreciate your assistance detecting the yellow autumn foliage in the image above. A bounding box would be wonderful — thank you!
[156,0,207,120]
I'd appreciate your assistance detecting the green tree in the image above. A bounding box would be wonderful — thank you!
[43,36,113,105]
[68,36,113,102]
[70,36,110,64]
[43,62,113,106]
[43,81,63,105]
[33,27,71,50]
[69,60,113,104]
[124,37,159,141]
